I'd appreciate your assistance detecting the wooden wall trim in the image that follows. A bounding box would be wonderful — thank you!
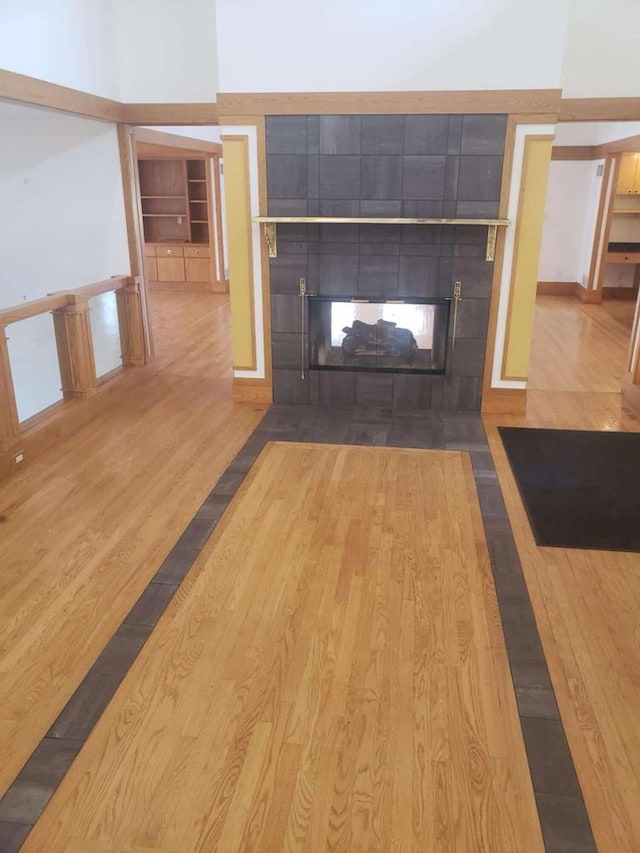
[220,116,273,385]
[217,89,562,117]
[0,69,219,126]
[221,134,257,372]
[121,103,218,125]
[589,155,617,294]
[501,134,555,382]
[480,387,526,416]
[482,115,518,403]
[535,281,631,301]
[117,126,155,360]
[232,378,272,404]
[0,68,122,122]
[596,134,640,156]
[537,281,580,294]
[553,138,640,161]
[560,97,640,122]
[622,372,640,416]
[551,145,598,161]
[133,127,222,155]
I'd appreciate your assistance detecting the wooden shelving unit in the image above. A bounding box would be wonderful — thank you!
[136,155,225,293]
[138,160,190,244]
[186,160,210,245]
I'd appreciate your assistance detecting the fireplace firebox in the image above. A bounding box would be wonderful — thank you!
[308,296,450,374]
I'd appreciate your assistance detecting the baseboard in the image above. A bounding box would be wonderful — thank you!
[212,281,230,294]
[481,387,526,416]
[536,281,603,303]
[537,281,579,295]
[578,286,602,303]
[602,286,639,300]
[622,372,640,418]
[232,378,272,404]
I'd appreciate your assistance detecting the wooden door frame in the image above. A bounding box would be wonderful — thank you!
[129,127,226,293]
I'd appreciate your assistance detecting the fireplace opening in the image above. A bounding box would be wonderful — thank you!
[308,296,450,374]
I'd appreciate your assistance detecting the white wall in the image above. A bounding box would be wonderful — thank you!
[562,0,640,98]
[538,160,603,286]
[0,102,130,307]
[215,0,568,92]
[554,122,640,146]
[0,102,130,418]
[0,0,119,98]
[112,0,218,102]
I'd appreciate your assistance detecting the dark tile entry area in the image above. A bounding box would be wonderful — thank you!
[0,407,595,852]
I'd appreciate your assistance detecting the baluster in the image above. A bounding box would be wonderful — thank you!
[116,278,146,367]
[0,323,20,450]
[52,296,97,400]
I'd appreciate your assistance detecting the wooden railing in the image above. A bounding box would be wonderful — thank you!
[0,275,146,458]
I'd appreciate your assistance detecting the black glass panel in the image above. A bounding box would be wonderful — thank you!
[308,296,450,374]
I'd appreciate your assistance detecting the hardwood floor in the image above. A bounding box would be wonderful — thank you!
[3,288,640,850]
[0,291,267,799]
[23,443,543,852]
[484,294,640,852]
[528,294,634,393]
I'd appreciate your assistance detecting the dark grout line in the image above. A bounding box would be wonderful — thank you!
[0,406,597,852]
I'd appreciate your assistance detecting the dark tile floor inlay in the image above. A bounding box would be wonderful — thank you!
[0,405,596,853]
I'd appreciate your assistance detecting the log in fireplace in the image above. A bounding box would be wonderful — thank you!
[308,296,451,374]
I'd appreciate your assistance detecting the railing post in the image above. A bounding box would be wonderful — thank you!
[0,323,20,450]
[52,295,97,400]
[116,277,146,367]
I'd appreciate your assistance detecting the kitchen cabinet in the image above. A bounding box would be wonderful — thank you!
[616,153,640,194]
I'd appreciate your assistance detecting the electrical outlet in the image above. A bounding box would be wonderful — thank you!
[14,452,24,464]
[177,216,183,224]
[596,164,604,177]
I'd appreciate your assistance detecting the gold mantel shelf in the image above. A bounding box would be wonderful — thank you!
[253,216,510,262]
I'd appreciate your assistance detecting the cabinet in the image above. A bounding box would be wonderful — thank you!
[616,153,640,195]
[184,246,211,282]
[143,245,158,282]
[138,156,224,292]
[156,246,186,283]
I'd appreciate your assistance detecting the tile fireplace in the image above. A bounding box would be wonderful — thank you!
[266,113,506,411]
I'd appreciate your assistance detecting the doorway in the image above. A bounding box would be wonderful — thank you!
[532,120,640,396]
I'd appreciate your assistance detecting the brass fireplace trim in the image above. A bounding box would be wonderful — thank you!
[253,216,509,262]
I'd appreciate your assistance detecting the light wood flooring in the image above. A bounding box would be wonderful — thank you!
[484,294,640,852]
[2,290,640,851]
[23,443,543,853]
[528,294,634,393]
[0,291,267,799]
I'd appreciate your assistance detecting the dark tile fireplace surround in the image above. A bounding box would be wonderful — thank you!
[266,113,507,411]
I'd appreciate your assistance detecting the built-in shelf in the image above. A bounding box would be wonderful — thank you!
[142,213,187,218]
[141,195,185,199]
[188,179,207,183]
[253,216,510,261]
[191,220,208,224]
[613,210,640,215]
